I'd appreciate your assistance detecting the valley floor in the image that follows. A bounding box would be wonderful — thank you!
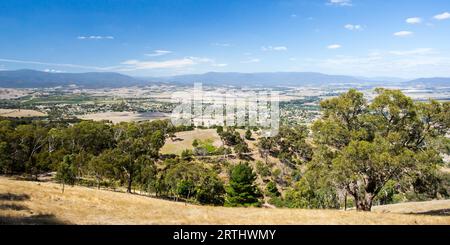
[1,176,449,225]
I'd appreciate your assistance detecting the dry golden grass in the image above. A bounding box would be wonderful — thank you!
[77,111,169,124]
[161,129,222,155]
[1,177,449,225]
[372,200,450,215]
[0,109,46,117]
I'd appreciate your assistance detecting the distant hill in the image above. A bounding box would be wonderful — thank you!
[0,69,142,88]
[1,69,448,88]
[150,72,382,86]
[405,77,450,87]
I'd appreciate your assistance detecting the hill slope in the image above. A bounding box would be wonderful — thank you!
[0,70,392,88]
[1,69,448,88]
[0,69,142,88]
[1,177,449,225]
[406,77,450,87]
[150,72,379,86]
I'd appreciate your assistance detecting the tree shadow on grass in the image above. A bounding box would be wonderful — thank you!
[0,192,68,225]
[0,214,69,225]
[413,209,450,216]
[0,193,30,201]
[0,203,29,211]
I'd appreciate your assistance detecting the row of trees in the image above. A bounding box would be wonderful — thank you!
[0,119,168,192]
[0,118,263,206]
[1,88,448,210]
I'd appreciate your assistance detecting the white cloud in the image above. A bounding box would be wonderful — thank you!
[261,46,288,51]
[273,46,287,51]
[289,57,297,61]
[0,58,120,71]
[211,42,231,47]
[388,48,435,56]
[213,63,228,67]
[327,44,342,49]
[120,56,221,71]
[344,24,363,31]
[145,50,172,57]
[0,56,222,72]
[393,31,413,37]
[406,17,422,24]
[187,56,215,63]
[301,49,450,78]
[77,35,114,40]
[240,58,260,63]
[327,0,352,6]
[44,69,64,73]
[121,58,195,70]
[434,12,450,20]
[291,14,297,18]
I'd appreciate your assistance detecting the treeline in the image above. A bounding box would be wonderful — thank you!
[0,119,169,190]
[269,89,450,210]
[0,117,257,206]
[1,88,449,211]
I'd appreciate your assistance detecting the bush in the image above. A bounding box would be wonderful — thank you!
[225,162,261,207]
[245,129,252,140]
[266,181,280,197]
[256,161,271,177]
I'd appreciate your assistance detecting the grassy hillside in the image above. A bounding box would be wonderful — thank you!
[1,177,449,225]
[160,129,222,155]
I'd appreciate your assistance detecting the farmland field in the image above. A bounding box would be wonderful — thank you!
[0,109,47,118]
[77,111,170,123]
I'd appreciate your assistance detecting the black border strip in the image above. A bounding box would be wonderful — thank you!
[1,225,449,243]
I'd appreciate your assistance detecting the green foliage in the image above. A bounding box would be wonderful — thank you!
[181,149,194,161]
[176,179,195,198]
[216,126,223,135]
[258,125,312,166]
[163,160,224,205]
[135,158,157,194]
[272,168,281,178]
[255,160,271,177]
[308,89,449,211]
[225,162,261,207]
[15,122,50,179]
[374,180,403,205]
[55,154,77,192]
[87,149,115,188]
[234,142,250,159]
[195,171,225,205]
[219,127,242,146]
[193,139,218,156]
[283,165,340,209]
[266,181,280,197]
[245,129,252,140]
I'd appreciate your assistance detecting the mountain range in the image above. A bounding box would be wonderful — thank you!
[0,69,448,88]
[0,69,143,88]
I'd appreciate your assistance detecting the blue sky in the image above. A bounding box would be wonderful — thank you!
[1,0,450,78]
